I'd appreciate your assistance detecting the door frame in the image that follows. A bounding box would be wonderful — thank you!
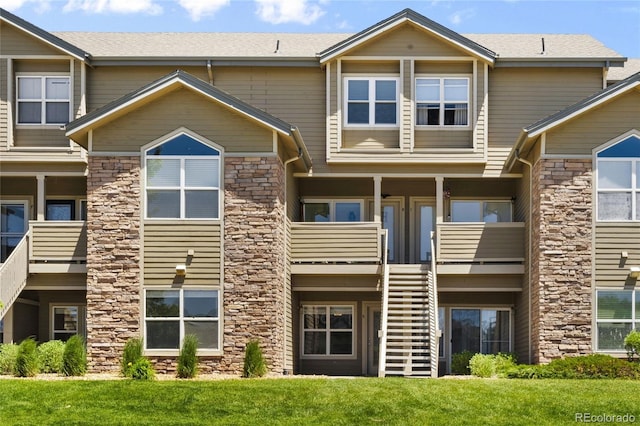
[367,196,404,263]
[409,197,436,264]
[362,301,382,376]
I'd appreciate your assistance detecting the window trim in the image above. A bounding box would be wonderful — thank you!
[343,76,400,128]
[300,303,357,360]
[595,289,638,352]
[143,287,222,356]
[595,157,639,222]
[302,199,364,222]
[142,130,223,221]
[1,200,29,262]
[449,198,513,223]
[50,304,86,341]
[415,75,471,129]
[449,307,512,356]
[16,74,71,126]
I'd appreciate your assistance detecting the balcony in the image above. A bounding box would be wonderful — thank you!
[29,221,87,273]
[290,222,383,274]
[436,222,525,274]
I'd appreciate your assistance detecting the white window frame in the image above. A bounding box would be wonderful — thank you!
[300,303,357,359]
[302,199,364,222]
[415,76,471,128]
[1,200,29,262]
[596,157,639,222]
[50,305,86,341]
[449,307,512,356]
[143,131,222,221]
[450,199,513,223]
[343,77,400,128]
[595,289,638,352]
[16,74,71,126]
[143,288,222,355]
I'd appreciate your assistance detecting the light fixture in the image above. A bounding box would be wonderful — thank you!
[176,264,187,276]
[629,267,640,279]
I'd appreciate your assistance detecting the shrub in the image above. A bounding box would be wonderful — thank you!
[130,358,155,381]
[177,334,199,379]
[121,337,144,378]
[37,340,65,373]
[0,343,19,375]
[624,330,640,361]
[15,338,39,377]
[506,354,640,379]
[243,340,267,378]
[469,353,517,378]
[451,351,474,375]
[62,335,87,376]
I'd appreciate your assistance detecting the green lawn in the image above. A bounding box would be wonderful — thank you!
[0,377,638,425]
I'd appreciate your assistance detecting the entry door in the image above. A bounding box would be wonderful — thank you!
[369,198,403,263]
[1,201,28,262]
[366,304,382,376]
[410,198,435,264]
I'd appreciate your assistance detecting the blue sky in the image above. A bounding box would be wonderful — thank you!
[2,0,639,58]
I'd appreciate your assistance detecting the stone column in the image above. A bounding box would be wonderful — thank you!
[531,159,592,363]
[86,156,141,372]
[222,156,286,374]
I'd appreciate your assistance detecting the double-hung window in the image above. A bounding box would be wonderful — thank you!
[145,289,220,350]
[596,134,640,221]
[302,305,354,357]
[344,77,398,126]
[596,290,638,351]
[303,200,363,222]
[17,76,70,125]
[145,133,221,219]
[416,77,469,126]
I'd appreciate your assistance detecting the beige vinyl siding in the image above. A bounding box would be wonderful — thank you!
[0,22,64,56]
[0,59,8,150]
[14,60,69,73]
[25,273,86,289]
[328,63,339,158]
[487,67,602,172]
[415,61,473,74]
[595,223,640,287]
[349,24,466,57]
[143,222,221,286]
[290,222,381,263]
[342,61,399,74]
[91,87,273,152]
[415,129,472,149]
[45,176,86,196]
[545,91,640,155]
[30,221,87,260]
[292,275,379,290]
[437,275,522,291]
[0,176,37,198]
[0,161,87,174]
[436,223,525,262]
[439,292,516,305]
[342,129,399,149]
[86,66,208,111]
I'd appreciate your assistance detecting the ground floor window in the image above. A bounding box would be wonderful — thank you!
[451,308,511,354]
[144,289,220,350]
[596,289,639,351]
[50,305,86,341]
[302,304,354,357]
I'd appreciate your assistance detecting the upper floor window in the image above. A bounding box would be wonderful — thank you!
[17,76,70,125]
[344,77,398,127]
[416,77,469,127]
[451,200,512,223]
[303,200,363,222]
[145,133,221,220]
[596,134,640,221]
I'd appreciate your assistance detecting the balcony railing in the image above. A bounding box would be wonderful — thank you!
[290,222,382,264]
[0,233,29,319]
[29,221,87,272]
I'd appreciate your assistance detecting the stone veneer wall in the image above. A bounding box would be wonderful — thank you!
[86,156,141,372]
[531,159,592,363]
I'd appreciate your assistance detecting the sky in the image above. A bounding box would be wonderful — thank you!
[1,0,639,58]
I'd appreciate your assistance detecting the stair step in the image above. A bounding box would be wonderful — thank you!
[385,363,432,368]
[386,356,431,361]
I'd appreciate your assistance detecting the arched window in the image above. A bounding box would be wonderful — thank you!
[145,133,221,219]
[596,134,640,221]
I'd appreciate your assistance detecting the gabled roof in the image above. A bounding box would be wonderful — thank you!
[0,7,90,62]
[65,70,311,169]
[506,71,640,170]
[318,8,497,64]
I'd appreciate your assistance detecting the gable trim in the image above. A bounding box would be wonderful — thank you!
[592,129,640,157]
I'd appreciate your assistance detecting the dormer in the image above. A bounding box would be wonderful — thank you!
[0,8,90,156]
[319,9,496,164]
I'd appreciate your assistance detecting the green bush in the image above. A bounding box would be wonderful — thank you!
[0,343,19,375]
[451,351,474,375]
[37,340,65,373]
[15,338,39,377]
[121,337,144,378]
[62,335,87,376]
[506,354,640,379]
[624,330,640,361]
[131,358,155,381]
[243,340,267,378]
[176,334,199,379]
[469,353,517,378]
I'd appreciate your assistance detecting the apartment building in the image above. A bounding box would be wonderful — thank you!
[1,8,638,377]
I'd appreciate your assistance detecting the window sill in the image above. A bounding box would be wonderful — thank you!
[16,124,67,130]
[144,219,222,224]
[415,126,472,131]
[300,354,358,361]
[144,349,223,357]
[343,125,399,131]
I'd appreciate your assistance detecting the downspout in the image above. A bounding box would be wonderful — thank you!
[207,60,214,85]
[515,149,533,364]
[282,148,302,374]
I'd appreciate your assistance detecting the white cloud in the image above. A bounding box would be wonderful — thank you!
[449,8,475,26]
[255,0,325,25]
[63,0,162,15]
[0,0,50,12]
[177,0,229,21]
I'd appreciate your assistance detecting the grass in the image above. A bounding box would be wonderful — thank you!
[0,377,638,425]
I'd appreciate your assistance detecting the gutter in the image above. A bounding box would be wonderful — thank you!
[290,127,312,172]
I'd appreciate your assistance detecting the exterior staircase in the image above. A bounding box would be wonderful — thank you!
[379,264,438,377]
[0,233,30,320]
